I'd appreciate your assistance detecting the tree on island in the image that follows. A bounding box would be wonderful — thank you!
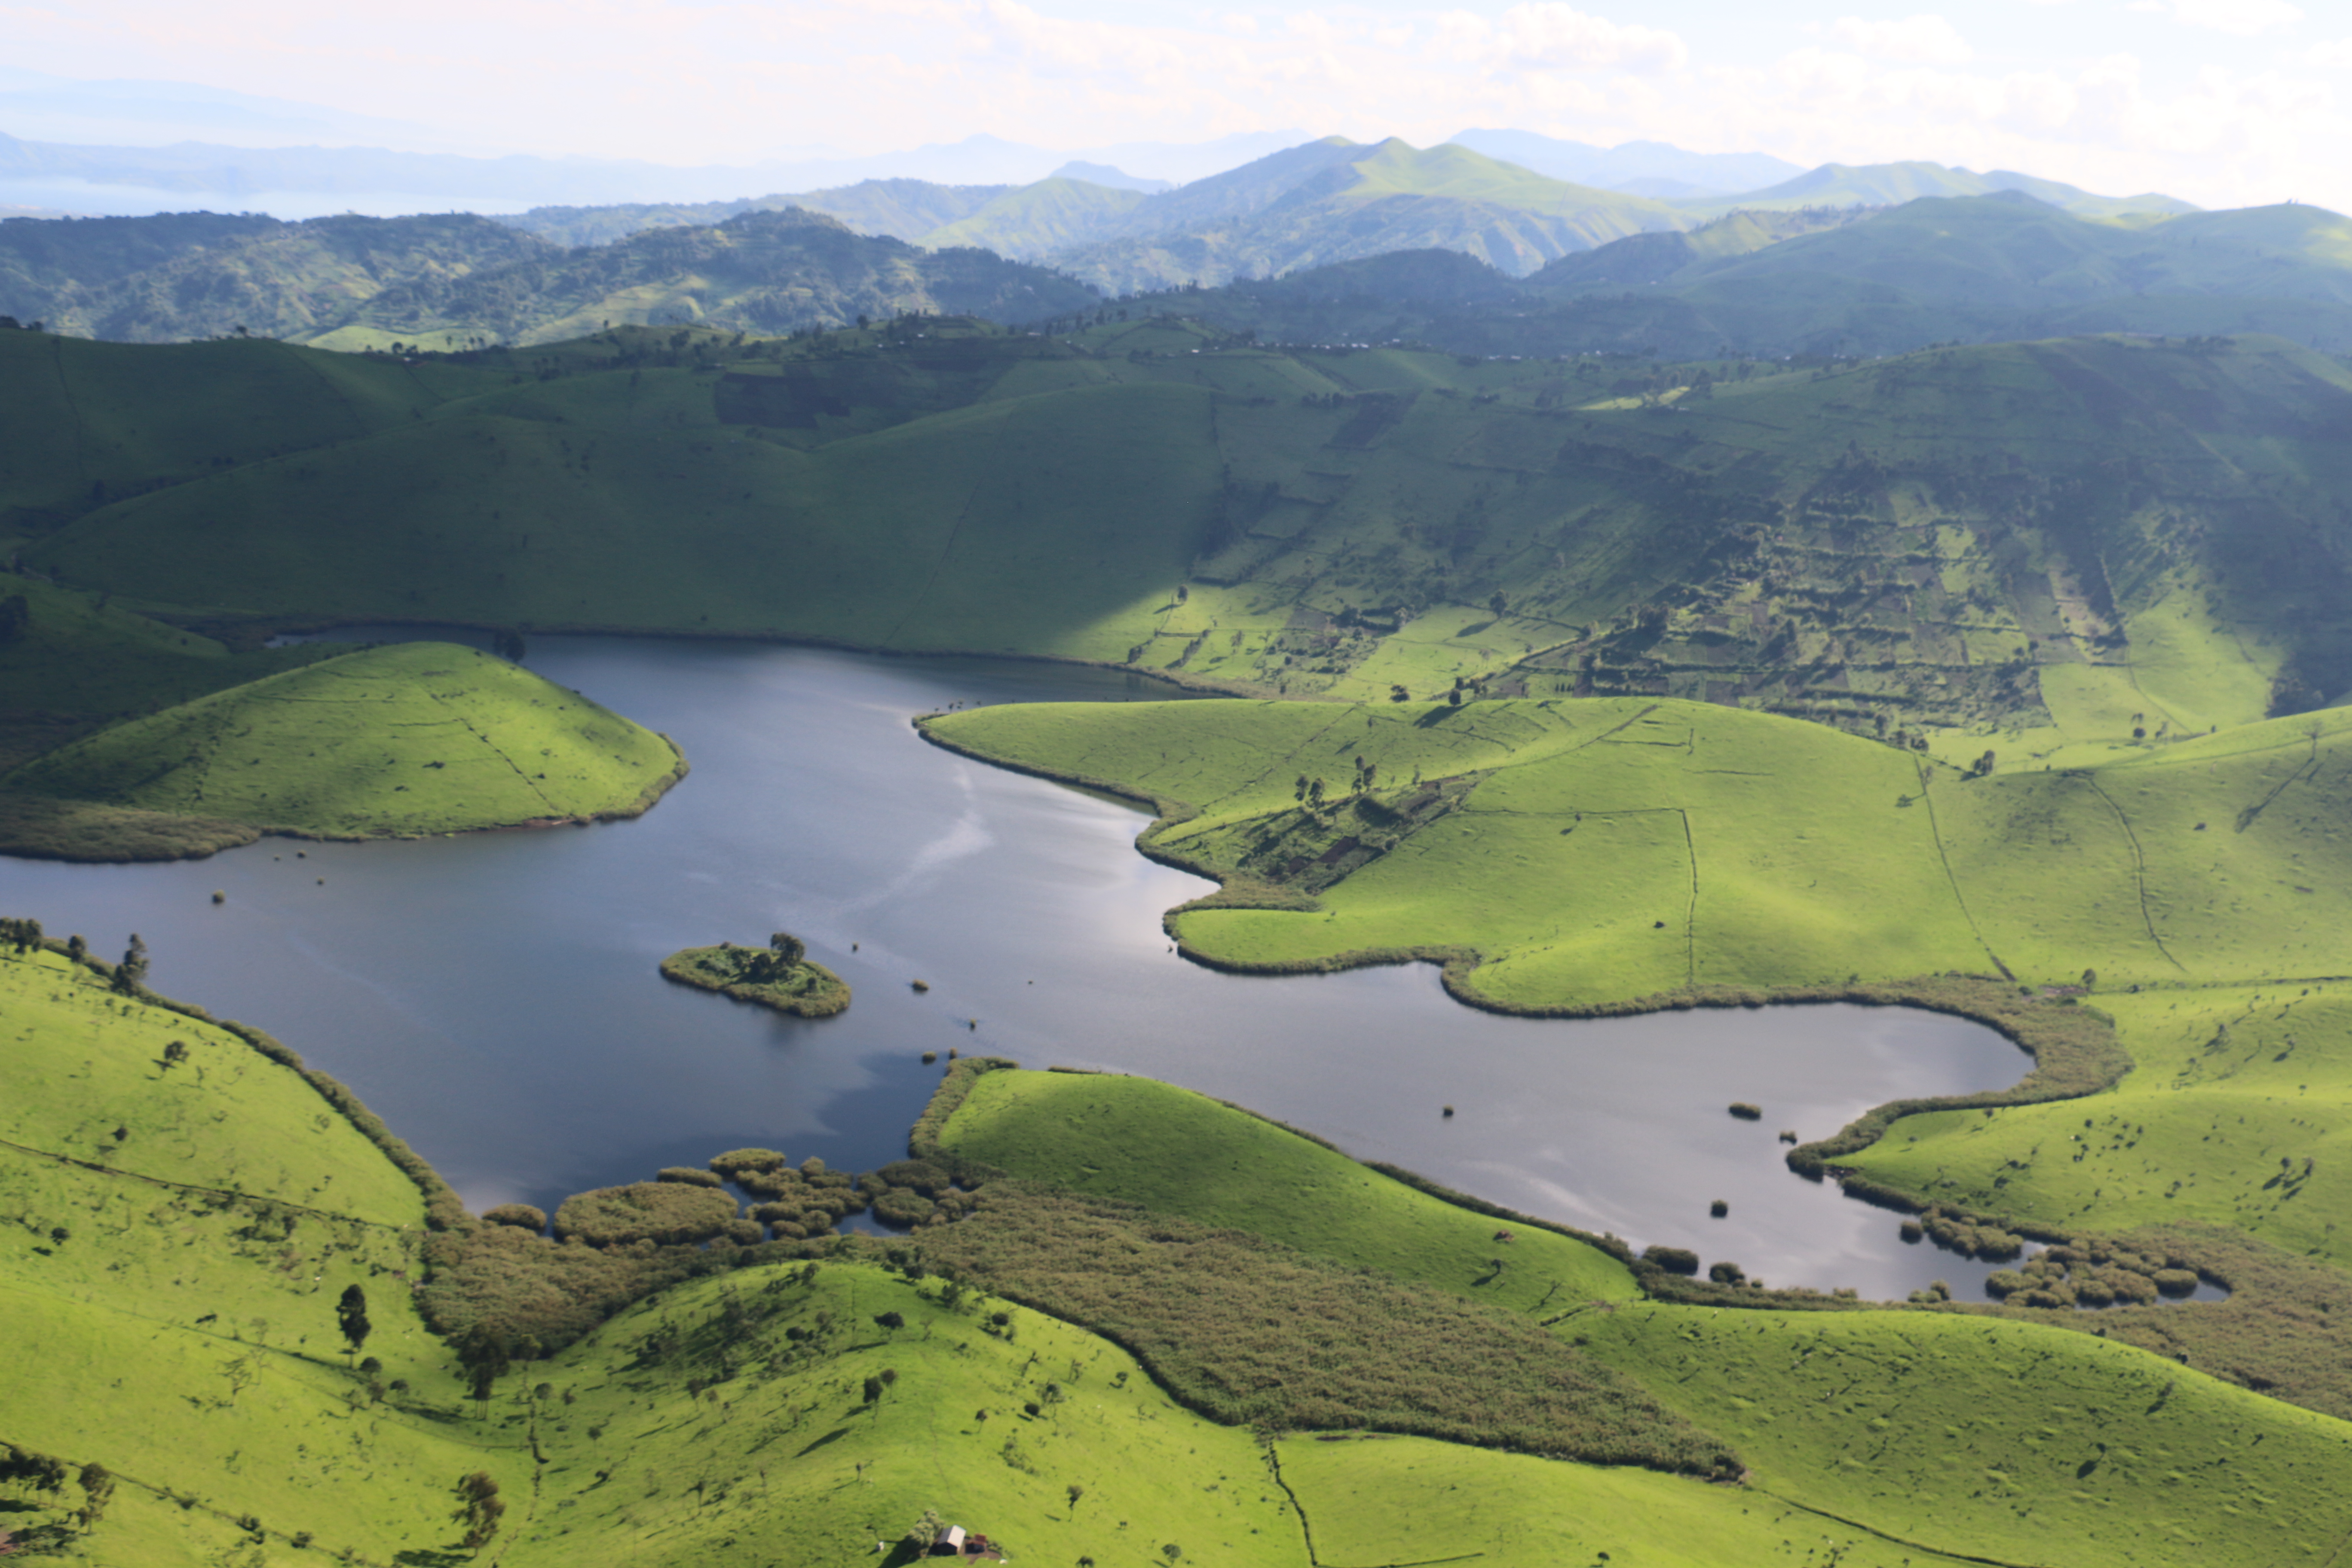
[750,931,805,983]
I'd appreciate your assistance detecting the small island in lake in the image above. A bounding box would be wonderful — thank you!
[660,931,850,1017]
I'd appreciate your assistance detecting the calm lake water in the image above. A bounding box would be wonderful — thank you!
[9,633,2098,1299]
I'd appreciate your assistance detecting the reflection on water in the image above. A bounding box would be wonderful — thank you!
[12,633,2076,1299]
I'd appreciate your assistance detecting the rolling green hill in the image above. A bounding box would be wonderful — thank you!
[12,921,2349,1565]
[12,323,2352,767]
[923,696,2352,1006]
[0,640,684,854]
[937,1067,1638,1310]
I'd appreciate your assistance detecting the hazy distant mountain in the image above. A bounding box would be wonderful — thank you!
[1050,161,1172,194]
[1684,161,2196,220]
[1449,130,1801,196]
[1044,137,1689,291]
[1126,193,2352,358]
[0,127,1305,222]
[0,207,1098,345]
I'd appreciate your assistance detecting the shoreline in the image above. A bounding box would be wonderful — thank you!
[913,710,2133,1221]
[0,732,691,865]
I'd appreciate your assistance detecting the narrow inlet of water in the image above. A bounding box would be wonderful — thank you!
[8,632,2086,1300]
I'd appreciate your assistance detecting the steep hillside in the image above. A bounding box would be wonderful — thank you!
[15,325,2352,756]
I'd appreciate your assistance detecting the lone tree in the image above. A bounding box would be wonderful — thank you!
[112,933,149,995]
[336,1284,372,1360]
[451,1471,505,1554]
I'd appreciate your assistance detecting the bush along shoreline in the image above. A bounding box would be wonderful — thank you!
[658,932,850,1018]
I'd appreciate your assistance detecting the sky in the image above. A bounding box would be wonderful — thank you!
[1,0,2347,211]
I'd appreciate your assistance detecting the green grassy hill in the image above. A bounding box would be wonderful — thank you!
[1,640,683,853]
[0,938,522,1564]
[938,1067,1637,1310]
[10,925,2352,1565]
[1577,1301,2352,1567]
[13,324,2352,763]
[919,175,1152,256]
[925,696,2352,1003]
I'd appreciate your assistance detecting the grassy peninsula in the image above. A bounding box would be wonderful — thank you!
[659,933,850,1017]
[0,640,684,859]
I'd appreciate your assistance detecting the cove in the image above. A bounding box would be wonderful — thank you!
[14,633,2053,1299]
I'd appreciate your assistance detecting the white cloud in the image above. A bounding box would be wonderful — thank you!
[1826,14,1974,66]
[0,0,2346,217]
[1442,4,1689,74]
[2170,0,2304,35]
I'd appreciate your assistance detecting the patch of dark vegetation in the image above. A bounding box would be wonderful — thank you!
[908,1183,1737,1477]
[551,1182,741,1248]
[658,933,849,1018]
[0,792,262,861]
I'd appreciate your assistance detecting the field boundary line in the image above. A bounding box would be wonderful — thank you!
[2083,775,2186,973]
[1748,1485,2055,1568]
[0,1134,409,1231]
[1917,759,2012,980]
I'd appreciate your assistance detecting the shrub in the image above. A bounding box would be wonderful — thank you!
[482,1204,547,1231]
[657,1166,723,1188]
[873,1159,952,1197]
[1642,1246,1700,1276]
[872,1188,937,1228]
[1707,1261,1746,1285]
[552,1182,739,1247]
[710,1148,789,1179]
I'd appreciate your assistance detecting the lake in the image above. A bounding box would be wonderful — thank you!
[10,632,2086,1299]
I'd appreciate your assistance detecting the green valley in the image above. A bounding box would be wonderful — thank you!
[6,165,2352,1568]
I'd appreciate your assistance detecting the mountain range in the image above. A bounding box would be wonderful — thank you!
[502,136,2195,294]
[3,134,2292,349]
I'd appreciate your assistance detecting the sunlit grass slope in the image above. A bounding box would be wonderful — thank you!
[1578,1302,2352,1568]
[1276,1433,1986,1568]
[930,695,2352,1006]
[1848,981,2352,1268]
[0,941,519,1564]
[509,1264,1306,1568]
[3,640,681,840]
[938,1068,1636,1310]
